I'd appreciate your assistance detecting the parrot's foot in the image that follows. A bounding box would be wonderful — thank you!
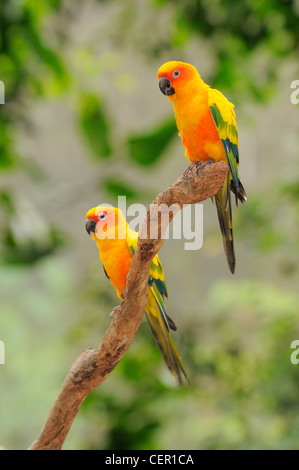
[183,159,215,178]
[183,161,200,178]
[109,305,121,318]
[121,289,126,300]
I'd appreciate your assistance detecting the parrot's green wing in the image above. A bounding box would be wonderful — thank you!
[126,229,173,330]
[208,88,240,194]
[208,89,247,274]
[126,229,189,385]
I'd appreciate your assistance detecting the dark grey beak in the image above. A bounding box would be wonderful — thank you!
[86,219,96,235]
[159,77,175,96]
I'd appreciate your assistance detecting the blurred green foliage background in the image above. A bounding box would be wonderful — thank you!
[0,0,299,450]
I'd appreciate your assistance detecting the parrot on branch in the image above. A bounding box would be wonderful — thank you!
[157,61,247,274]
[85,205,189,385]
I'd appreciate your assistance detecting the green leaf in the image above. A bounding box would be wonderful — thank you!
[26,28,69,85]
[281,180,299,201]
[0,191,14,213]
[128,118,177,166]
[0,123,16,169]
[78,93,112,159]
[2,226,63,265]
[102,177,139,200]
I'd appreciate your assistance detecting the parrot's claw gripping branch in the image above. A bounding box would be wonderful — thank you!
[183,158,215,179]
[109,305,122,318]
[28,161,228,451]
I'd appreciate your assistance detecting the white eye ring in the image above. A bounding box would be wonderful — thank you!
[98,212,107,221]
[172,70,180,79]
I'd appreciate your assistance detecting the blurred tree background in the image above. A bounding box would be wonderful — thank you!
[0,0,299,450]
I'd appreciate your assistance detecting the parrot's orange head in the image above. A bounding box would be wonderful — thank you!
[157,61,201,101]
[85,205,127,241]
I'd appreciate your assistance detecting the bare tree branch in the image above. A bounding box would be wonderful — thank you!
[28,161,228,450]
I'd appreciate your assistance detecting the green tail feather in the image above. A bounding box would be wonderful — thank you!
[215,174,236,274]
[145,294,189,385]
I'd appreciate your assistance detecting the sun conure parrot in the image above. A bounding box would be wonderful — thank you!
[157,61,247,274]
[85,205,189,385]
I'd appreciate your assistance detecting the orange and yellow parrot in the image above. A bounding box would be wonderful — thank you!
[85,205,189,385]
[157,61,247,274]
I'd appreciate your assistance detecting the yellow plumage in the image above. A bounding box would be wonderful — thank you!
[86,205,189,385]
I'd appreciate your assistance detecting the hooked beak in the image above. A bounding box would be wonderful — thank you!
[86,218,96,235]
[159,77,175,96]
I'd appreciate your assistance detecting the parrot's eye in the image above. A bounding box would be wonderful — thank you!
[172,70,180,79]
[98,212,107,221]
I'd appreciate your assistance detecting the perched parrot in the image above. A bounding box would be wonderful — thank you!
[157,61,247,274]
[85,205,189,385]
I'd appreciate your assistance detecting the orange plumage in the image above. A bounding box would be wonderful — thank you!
[85,205,189,384]
[85,206,131,298]
[157,61,247,273]
[157,61,226,163]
